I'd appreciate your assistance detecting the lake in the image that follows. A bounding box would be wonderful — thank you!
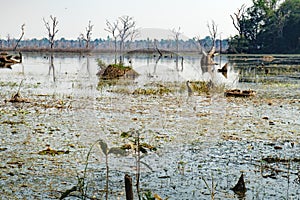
[0,52,300,199]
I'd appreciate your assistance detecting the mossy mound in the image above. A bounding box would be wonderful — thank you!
[97,64,138,79]
[132,86,172,95]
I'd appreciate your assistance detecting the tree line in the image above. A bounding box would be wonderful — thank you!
[0,15,227,55]
[228,0,300,53]
[2,0,299,55]
[0,36,228,53]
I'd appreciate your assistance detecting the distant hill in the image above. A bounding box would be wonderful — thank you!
[137,28,190,41]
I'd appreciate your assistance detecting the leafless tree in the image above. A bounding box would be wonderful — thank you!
[13,24,25,51]
[77,36,83,48]
[118,15,136,52]
[193,35,205,53]
[105,19,119,63]
[207,20,218,50]
[171,27,182,54]
[80,20,93,49]
[43,15,59,49]
[105,16,137,64]
[171,27,182,70]
[199,21,218,66]
[127,27,140,49]
[230,4,246,37]
[7,34,11,48]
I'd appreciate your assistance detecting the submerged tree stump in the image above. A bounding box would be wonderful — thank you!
[231,173,246,196]
[0,52,22,66]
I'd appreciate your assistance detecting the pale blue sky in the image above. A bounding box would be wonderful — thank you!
[0,0,253,40]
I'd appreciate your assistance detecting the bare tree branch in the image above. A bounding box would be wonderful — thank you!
[230,4,246,37]
[207,20,218,47]
[127,27,140,49]
[118,16,136,52]
[171,27,182,54]
[105,19,119,63]
[43,15,59,49]
[80,20,93,48]
[13,23,25,51]
[207,20,218,57]
[192,35,205,54]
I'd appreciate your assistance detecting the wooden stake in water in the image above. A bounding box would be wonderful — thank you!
[125,174,133,200]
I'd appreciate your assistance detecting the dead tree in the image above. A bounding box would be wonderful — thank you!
[193,35,204,52]
[117,16,137,64]
[43,15,59,49]
[171,27,182,70]
[13,24,25,51]
[207,20,218,52]
[77,36,83,48]
[171,27,182,54]
[105,19,119,64]
[80,20,93,49]
[127,27,140,50]
[230,4,246,38]
[118,16,136,53]
[200,20,218,66]
[7,34,11,48]
[43,15,58,83]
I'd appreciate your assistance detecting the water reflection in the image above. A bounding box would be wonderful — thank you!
[48,54,56,82]
[1,52,239,88]
[127,54,239,88]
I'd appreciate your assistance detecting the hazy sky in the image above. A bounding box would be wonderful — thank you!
[1,0,253,40]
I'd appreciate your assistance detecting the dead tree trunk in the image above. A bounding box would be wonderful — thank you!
[124,174,133,200]
[13,24,25,51]
[231,173,246,196]
[43,15,59,49]
[80,20,93,49]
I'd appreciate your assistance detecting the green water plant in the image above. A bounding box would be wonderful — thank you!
[132,86,172,95]
[97,139,126,200]
[202,173,217,200]
[60,139,125,200]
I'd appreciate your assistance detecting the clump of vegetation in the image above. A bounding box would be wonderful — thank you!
[38,145,69,156]
[96,58,107,70]
[97,79,119,91]
[143,190,165,200]
[120,129,158,153]
[97,63,138,79]
[189,81,210,94]
[110,63,132,70]
[132,86,172,95]
[121,142,157,153]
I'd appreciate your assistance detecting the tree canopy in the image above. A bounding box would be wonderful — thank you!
[228,0,300,53]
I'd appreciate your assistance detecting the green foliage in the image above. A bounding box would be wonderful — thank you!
[143,190,155,200]
[111,63,132,70]
[132,86,172,95]
[229,0,300,53]
[99,139,108,155]
[96,59,107,69]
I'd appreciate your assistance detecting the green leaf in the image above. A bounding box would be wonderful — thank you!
[108,147,126,156]
[98,139,108,155]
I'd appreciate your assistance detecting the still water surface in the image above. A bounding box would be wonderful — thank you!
[0,52,300,199]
